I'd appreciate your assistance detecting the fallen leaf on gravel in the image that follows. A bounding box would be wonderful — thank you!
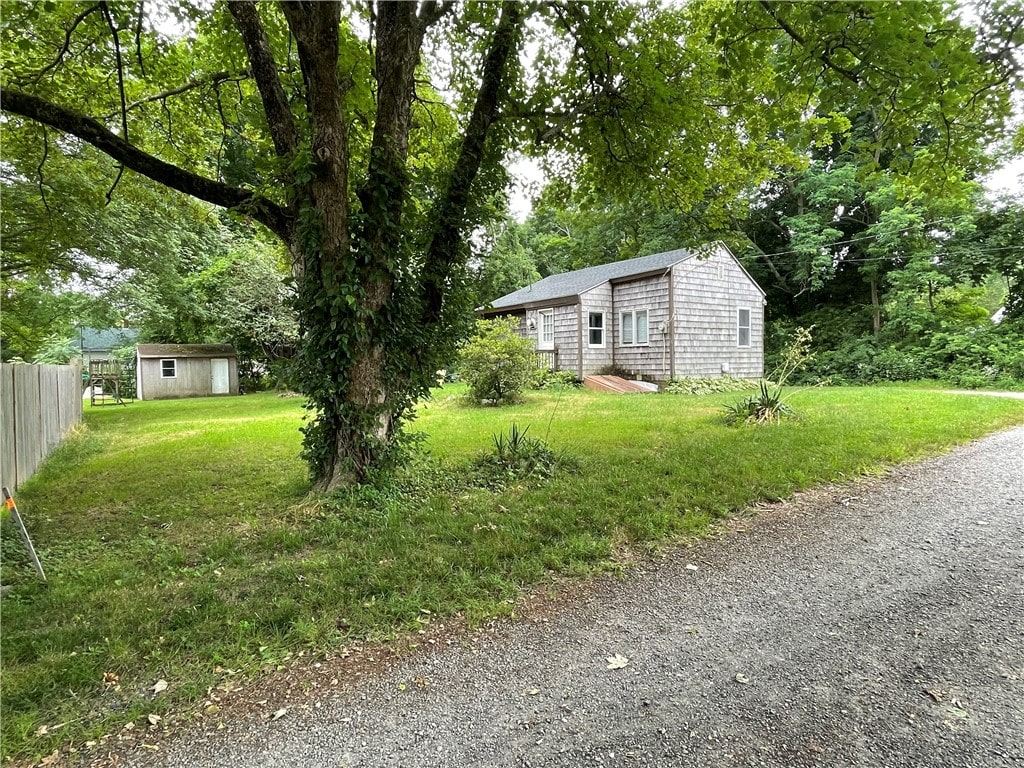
[270,708,288,721]
[735,673,750,684]
[924,689,943,702]
[40,750,61,766]
[147,714,161,725]
[151,679,168,694]
[606,654,630,670]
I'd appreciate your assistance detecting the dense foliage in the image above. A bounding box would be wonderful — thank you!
[458,317,538,404]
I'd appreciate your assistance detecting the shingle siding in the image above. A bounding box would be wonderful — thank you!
[673,244,764,378]
[522,304,579,372]
[611,274,673,380]
[579,284,613,374]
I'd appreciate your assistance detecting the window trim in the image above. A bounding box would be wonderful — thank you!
[160,358,177,379]
[587,311,605,348]
[537,309,555,351]
[737,307,752,348]
[619,308,650,346]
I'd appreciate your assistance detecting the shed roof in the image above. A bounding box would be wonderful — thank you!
[137,344,236,359]
[485,248,695,311]
[75,326,139,352]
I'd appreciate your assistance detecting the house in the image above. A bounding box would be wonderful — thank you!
[480,242,766,382]
[135,344,240,400]
[73,326,139,365]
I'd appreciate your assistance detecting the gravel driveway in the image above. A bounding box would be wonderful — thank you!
[135,426,1024,768]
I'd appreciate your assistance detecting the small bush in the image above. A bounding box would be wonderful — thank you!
[532,369,580,390]
[663,376,753,395]
[459,317,538,404]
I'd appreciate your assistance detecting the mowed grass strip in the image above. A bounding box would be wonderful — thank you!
[1,386,1021,760]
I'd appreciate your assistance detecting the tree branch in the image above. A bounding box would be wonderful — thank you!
[22,4,102,86]
[1,88,293,239]
[37,126,52,220]
[228,1,299,159]
[421,0,524,323]
[758,1,866,89]
[417,0,456,29]
[104,70,245,120]
[100,1,130,203]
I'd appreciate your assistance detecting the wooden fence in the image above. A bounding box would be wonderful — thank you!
[0,362,83,492]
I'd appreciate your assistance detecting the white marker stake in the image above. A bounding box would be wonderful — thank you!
[3,486,46,581]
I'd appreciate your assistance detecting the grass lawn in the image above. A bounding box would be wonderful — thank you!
[2,385,1022,760]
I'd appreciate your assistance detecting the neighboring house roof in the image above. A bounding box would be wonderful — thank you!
[137,344,236,359]
[484,243,765,313]
[75,326,139,352]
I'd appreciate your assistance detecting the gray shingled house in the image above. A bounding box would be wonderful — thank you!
[135,344,240,400]
[480,243,766,382]
[73,326,139,365]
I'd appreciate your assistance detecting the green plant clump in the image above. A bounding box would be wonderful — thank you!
[532,369,581,390]
[724,326,817,425]
[472,422,563,485]
[724,380,795,425]
[664,376,754,395]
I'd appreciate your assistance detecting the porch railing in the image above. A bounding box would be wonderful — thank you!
[536,349,557,371]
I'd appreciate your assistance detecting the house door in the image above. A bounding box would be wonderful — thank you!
[211,358,230,394]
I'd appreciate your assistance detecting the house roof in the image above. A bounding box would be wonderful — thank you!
[485,248,695,311]
[75,326,139,352]
[137,344,236,359]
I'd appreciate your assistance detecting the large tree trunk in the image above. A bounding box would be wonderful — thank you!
[308,2,522,490]
[303,3,426,490]
[869,274,882,336]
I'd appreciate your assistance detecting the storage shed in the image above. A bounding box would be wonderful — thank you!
[136,344,240,400]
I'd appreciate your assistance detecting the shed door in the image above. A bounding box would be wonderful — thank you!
[211,358,230,394]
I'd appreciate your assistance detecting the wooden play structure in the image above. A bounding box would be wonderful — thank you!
[87,360,134,406]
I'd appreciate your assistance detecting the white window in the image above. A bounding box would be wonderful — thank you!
[160,359,177,378]
[620,309,649,346]
[588,312,605,347]
[737,308,751,348]
[538,309,555,351]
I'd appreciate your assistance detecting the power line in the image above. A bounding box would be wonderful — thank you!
[750,242,1021,266]
[744,219,958,260]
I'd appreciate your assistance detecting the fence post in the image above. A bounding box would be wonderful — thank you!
[0,365,15,493]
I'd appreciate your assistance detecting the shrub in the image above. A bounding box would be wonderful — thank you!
[724,380,794,425]
[663,376,753,395]
[459,317,538,404]
[532,369,580,390]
